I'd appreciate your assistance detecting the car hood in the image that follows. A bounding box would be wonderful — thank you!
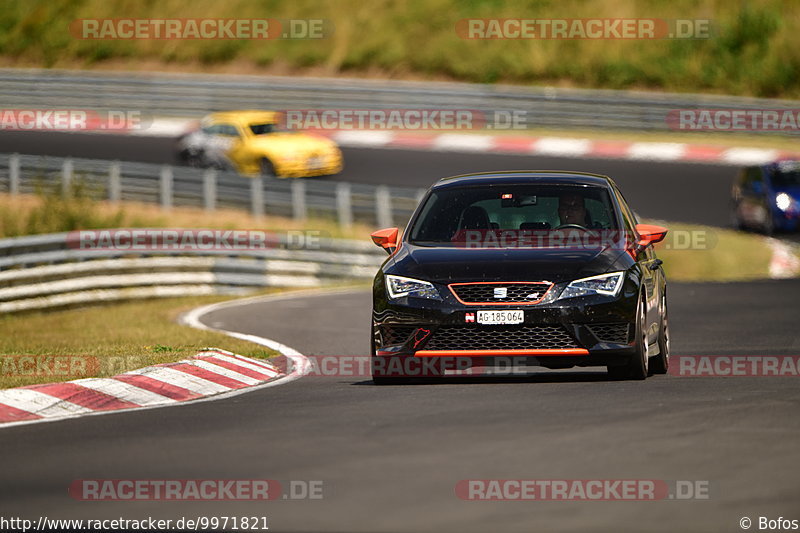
[774,185,800,199]
[246,133,337,153]
[389,243,629,285]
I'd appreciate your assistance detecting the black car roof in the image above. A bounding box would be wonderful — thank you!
[432,171,615,190]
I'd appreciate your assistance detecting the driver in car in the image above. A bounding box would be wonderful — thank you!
[558,193,590,226]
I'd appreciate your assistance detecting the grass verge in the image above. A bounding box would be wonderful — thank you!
[0,292,283,390]
[648,220,780,282]
[1,190,795,283]
[0,189,376,240]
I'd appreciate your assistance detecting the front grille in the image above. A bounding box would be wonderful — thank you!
[449,282,552,304]
[379,325,417,347]
[589,323,631,344]
[423,325,580,351]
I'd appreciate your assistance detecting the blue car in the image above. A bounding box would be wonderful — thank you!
[731,160,800,234]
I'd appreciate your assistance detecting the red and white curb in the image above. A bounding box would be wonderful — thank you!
[323,131,800,166]
[0,290,335,428]
[126,118,799,166]
[0,349,285,427]
[769,239,800,279]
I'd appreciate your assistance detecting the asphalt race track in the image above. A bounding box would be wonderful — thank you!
[1,284,799,532]
[1,131,799,532]
[0,130,737,227]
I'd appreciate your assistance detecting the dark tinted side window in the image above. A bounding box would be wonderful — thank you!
[611,185,637,231]
[744,167,763,187]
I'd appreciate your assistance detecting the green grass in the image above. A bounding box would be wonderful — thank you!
[0,294,281,389]
[1,0,798,98]
[647,220,779,282]
[0,183,376,240]
[1,188,794,284]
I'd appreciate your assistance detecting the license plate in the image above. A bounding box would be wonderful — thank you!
[477,310,524,325]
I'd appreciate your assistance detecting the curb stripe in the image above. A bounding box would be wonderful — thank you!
[0,389,93,417]
[31,382,137,411]
[111,374,201,401]
[167,363,250,389]
[117,120,800,165]
[0,402,42,422]
[196,355,277,380]
[191,359,263,386]
[124,366,232,395]
[199,350,279,374]
[71,378,175,406]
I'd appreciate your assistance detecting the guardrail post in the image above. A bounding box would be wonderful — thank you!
[9,153,20,196]
[336,182,352,228]
[251,176,264,218]
[160,165,173,210]
[108,161,121,203]
[291,179,307,220]
[375,185,393,228]
[62,158,73,197]
[203,169,216,212]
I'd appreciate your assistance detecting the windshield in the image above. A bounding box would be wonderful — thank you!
[408,184,619,246]
[249,122,282,135]
[772,170,800,188]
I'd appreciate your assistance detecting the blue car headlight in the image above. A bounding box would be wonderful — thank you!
[558,271,625,300]
[385,275,441,300]
[776,192,795,212]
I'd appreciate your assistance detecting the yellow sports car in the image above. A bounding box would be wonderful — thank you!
[177,110,343,178]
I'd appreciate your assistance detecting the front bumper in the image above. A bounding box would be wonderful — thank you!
[372,279,639,371]
[775,210,800,232]
[276,151,343,178]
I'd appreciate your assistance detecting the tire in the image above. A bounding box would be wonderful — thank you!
[730,203,745,231]
[650,295,670,375]
[182,150,205,168]
[608,297,648,380]
[763,216,774,236]
[260,158,277,178]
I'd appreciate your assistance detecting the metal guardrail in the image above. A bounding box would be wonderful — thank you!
[1,68,798,135]
[0,231,385,312]
[0,153,426,227]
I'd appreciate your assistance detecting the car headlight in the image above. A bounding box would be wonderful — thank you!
[776,192,793,211]
[558,272,625,300]
[385,275,441,300]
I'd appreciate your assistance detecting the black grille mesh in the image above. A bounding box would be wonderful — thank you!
[589,323,631,344]
[379,325,416,347]
[450,283,551,304]
[424,325,579,351]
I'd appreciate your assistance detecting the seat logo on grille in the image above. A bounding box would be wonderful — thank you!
[493,287,508,298]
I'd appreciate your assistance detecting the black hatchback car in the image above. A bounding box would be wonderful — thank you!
[370,171,669,383]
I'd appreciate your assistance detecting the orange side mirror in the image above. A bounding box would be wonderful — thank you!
[635,224,668,248]
[371,227,400,254]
